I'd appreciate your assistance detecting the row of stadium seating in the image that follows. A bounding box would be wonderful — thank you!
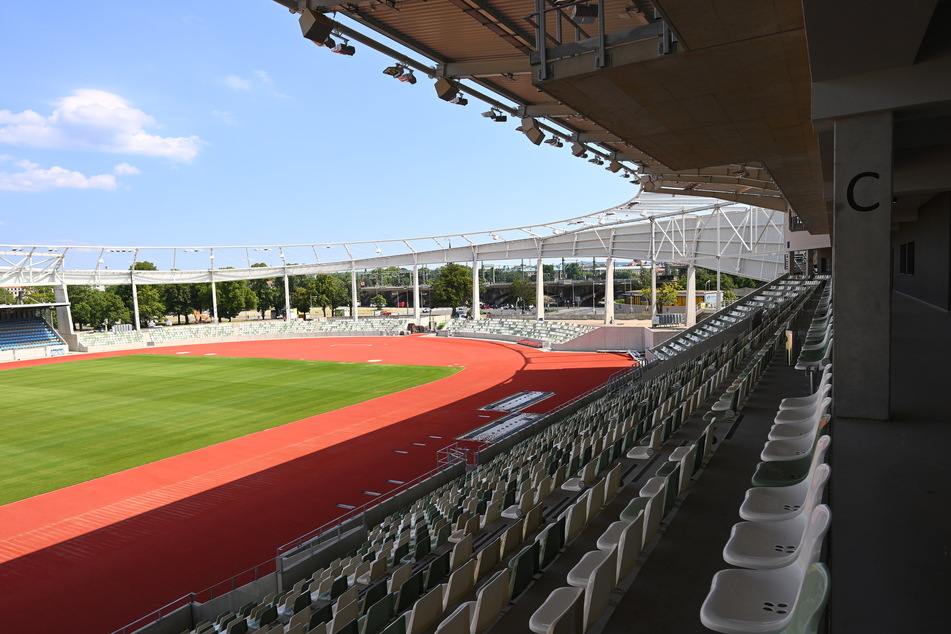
[442,318,597,346]
[167,278,817,634]
[76,319,411,349]
[700,282,834,633]
[0,318,63,351]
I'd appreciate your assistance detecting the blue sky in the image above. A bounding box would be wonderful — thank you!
[0,1,639,254]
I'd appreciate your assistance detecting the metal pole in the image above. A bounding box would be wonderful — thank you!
[412,264,420,323]
[536,257,544,321]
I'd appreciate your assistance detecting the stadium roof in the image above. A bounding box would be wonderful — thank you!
[0,195,786,286]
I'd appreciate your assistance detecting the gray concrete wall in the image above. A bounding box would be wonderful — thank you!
[552,325,646,352]
[892,192,951,310]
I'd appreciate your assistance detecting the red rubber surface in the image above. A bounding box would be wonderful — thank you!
[0,336,632,633]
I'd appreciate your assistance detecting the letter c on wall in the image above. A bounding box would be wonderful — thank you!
[847,171,880,212]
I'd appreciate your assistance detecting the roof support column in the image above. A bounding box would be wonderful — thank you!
[536,258,545,321]
[412,264,420,323]
[686,264,697,327]
[604,257,615,325]
[131,276,141,331]
[211,277,219,324]
[351,269,358,322]
[471,260,481,321]
[54,283,74,337]
[833,111,893,420]
[283,273,291,322]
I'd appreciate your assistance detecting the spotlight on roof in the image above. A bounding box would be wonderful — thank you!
[299,9,334,45]
[450,94,468,106]
[544,137,564,148]
[571,3,599,24]
[322,36,336,49]
[398,69,417,84]
[481,108,507,122]
[607,161,623,173]
[518,117,545,145]
[589,156,604,165]
[434,77,459,101]
[383,64,404,78]
[331,40,355,56]
[571,143,589,158]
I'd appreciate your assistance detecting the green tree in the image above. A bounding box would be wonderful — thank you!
[291,286,312,316]
[657,282,680,314]
[508,278,535,310]
[248,263,275,318]
[564,262,585,280]
[430,263,472,308]
[313,274,348,317]
[370,294,387,310]
[163,283,197,324]
[22,286,55,304]
[0,287,15,304]
[113,262,167,326]
[70,287,131,330]
[215,269,258,321]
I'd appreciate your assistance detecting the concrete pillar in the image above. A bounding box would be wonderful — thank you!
[833,111,892,420]
[54,284,74,336]
[604,257,615,324]
[211,278,219,324]
[471,260,481,321]
[686,264,697,327]
[131,277,141,331]
[283,273,291,321]
[650,261,657,322]
[351,269,358,322]
[412,265,420,323]
[536,258,545,321]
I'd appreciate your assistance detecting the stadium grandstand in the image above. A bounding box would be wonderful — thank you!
[0,2,949,634]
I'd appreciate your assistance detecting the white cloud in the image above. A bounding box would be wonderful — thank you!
[0,89,203,162]
[211,110,239,126]
[0,160,118,192]
[113,162,140,175]
[223,75,251,91]
[221,70,288,99]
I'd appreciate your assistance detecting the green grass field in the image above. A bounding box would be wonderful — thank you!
[0,354,458,505]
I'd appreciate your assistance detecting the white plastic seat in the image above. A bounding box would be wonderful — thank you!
[760,434,821,462]
[699,505,831,634]
[596,512,644,582]
[626,447,654,460]
[777,375,832,412]
[434,602,471,634]
[773,395,832,426]
[528,586,584,634]
[723,468,829,569]
[739,450,830,523]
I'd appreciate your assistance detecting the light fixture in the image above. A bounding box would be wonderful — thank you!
[571,3,599,24]
[589,156,604,165]
[322,36,336,49]
[571,143,588,158]
[299,9,334,45]
[450,94,468,106]
[544,137,564,148]
[398,69,417,84]
[481,108,507,122]
[620,171,632,179]
[607,161,623,173]
[491,233,502,240]
[331,40,355,56]
[518,117,545,145]
[383,64,404,78]
[434,77,459,101]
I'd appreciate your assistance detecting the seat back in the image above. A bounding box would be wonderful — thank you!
[538,517,566,570]
[449,534,473,571]
[586,477,607,520]
[583,546,618,631]
[442,558,477,608]
[388,561,413,595]
[793,505,832,575]
[563,501,586,544]
[471,568,511,634]
[360,593,395,634]
[475,537,502,581]
[407,585,444,634]
[508,541,540,599]
[501,518,525,557]
[425,550,451,591]
[434,603,471,634]
[616,511,644,581]
[784,563,831,634]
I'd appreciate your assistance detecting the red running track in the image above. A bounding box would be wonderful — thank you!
[0,336,632,633]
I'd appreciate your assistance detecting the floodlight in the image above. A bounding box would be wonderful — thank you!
[383,64,404,78]
[398,69,417,84]
[571,143,588,158]
[331,41,355,56]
